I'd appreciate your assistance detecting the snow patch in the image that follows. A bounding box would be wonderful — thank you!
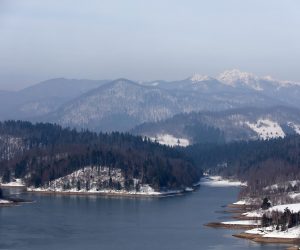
[243,203,300,218]
[262,75,300,88]
[200,176,246,187]
[233,200,252,205]
[0,178,25,187]
[150,134,190,147]
[218,69,263,91]
[0,199,13,204]
[222,220,260,226]
[262,225,300,238]
[245,119,285,140]
[263,180,300,192]
[288,122,300,135]
[190,74,212,83]
[246,225,300,239]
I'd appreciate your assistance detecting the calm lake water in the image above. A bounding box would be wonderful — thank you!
[0,186,289,250]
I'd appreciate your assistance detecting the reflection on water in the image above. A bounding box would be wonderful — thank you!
[0,186,289,250]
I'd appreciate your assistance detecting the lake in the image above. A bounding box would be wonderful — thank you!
[0,186,289,250]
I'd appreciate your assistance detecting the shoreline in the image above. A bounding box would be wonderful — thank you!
[204,222,257,230]
[207,198,300,249]
[26,189,188,198]
[233,232,300,244]
[2,178,202,199]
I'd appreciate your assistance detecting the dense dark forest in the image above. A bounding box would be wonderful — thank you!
[185,135,300,195]
[0,121,201,190]
[2,120,300,195]
[132,112,226,144]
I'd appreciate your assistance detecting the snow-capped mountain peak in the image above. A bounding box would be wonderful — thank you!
[262,75,300,88]
[189,74,212,83]
[218,69,263,91]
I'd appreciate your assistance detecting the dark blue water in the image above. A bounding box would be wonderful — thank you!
[0,186,289,250]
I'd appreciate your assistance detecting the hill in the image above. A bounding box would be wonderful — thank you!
[0,121,201,193]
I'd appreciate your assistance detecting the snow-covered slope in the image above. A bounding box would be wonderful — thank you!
[189,74,213,83]
[245,119,285,140]
[133,106,300,144]
[243,203,300,218]
[28,166,181,196]
[218,69,263,91]
[245,225,300,239]
[288,122,300,135]
[150,134,190,147]
[1,69,300,132]
[218,69,300,90]
[47,79,181,132]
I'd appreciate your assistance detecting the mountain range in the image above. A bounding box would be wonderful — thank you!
[1,69,300,132]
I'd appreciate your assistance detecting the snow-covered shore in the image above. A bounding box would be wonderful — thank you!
[232,201,300,243]
[200,175,247,187]
[221,220,260,226]
[27,186,185,197]
[243,203,300,218]
[0,178,25,187]
[245,226,300,239]
[0,199,13,205]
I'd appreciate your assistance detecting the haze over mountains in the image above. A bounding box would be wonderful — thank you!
[1,69,300,134]
[0,79,109,120]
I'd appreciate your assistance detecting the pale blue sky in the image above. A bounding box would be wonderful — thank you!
[0,0,300,90]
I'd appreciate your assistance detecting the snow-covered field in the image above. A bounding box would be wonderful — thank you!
[245,119,285,140]
[150,134,190,147]
[27,166,183,196]
[200,175,246,187]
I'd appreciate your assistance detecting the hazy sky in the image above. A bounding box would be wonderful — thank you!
[0,0,300,90]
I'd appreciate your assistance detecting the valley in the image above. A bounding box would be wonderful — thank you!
[1,2,299,249]
[1,72,300,249]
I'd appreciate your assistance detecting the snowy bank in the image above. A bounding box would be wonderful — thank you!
[200,175,247,187]
[222,220,260,226]
[0,199,13,205]
[0,178,25,187]
[235,225,300,243]
[243,203,300,218]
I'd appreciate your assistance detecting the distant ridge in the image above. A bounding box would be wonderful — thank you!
[0,70,299,132]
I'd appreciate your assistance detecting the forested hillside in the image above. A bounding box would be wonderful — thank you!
[133,106,300,144]
[0,121,201,192]
[185,135,300,195]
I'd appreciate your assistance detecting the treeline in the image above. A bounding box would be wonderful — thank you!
[262,208,300,231]
[184,135,300,195]
[0,121,201,190]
